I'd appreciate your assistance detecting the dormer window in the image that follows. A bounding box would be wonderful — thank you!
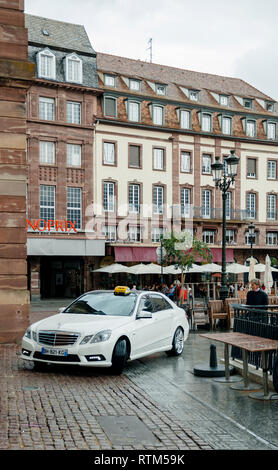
[156,84,166,95]
[129,79,140,91]
[219,95,229,106]
[37,48,56,80]
[104,74,116,87]
[243,98,252,109]
[189,90,199,101]
[266,101,274,112]
[65,53,83,84]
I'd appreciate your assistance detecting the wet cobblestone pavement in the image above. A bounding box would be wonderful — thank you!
[1,309,278,451]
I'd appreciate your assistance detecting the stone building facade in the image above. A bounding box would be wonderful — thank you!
[0,0,35,342]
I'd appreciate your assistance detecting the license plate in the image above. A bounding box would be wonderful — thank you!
[41,347,68,356]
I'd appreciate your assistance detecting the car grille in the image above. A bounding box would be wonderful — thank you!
[33,352,80,363]
[38,331,79,346]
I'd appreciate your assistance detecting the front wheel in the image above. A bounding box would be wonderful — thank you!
[166,327,184,357]
[110,339,127,375]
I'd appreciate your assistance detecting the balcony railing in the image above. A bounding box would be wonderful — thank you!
[191,207,255,221]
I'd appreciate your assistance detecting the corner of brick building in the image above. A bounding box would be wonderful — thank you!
[0,0,35,343]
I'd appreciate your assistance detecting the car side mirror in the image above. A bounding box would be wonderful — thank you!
[58,307,66,313]
[137,310,152,319]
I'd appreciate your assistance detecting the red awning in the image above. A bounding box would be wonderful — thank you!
[210,248,234,263]
[114,246,157,263]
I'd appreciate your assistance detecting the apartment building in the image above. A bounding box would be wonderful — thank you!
[95,52,278,268]
[24,14,278,298]
[25,15,105,299]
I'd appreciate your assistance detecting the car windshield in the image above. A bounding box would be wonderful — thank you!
[63,292,137,316]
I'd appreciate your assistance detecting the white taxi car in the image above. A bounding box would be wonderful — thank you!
[21,286,189,374]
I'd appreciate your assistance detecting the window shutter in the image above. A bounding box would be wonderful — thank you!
[105,97,116,117]
[247,158,256,175]
[129,145,140,167]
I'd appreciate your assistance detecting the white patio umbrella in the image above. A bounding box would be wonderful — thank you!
[254,263,278,273]
[93,263,131,274]
[226,263,249,274]
[264,255,273,294]
[198,263,222,273]
[163,265,182,274]
[248,257,256,282]
[128,263,162,275]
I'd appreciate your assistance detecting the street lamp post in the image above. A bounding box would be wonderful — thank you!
[211,150,240,301]
[248,222,255,259]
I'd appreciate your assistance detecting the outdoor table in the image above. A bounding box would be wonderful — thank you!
[200,332,278,400]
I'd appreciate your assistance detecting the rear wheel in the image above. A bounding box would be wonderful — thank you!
[110,339,127,375]
[166,327,184,357]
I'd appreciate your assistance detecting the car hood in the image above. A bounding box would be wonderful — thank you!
[32,313,132,335]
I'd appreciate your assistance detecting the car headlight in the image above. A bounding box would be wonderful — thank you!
[32,331,37,342]
[80,335,94,345]
[91,330,112,343]
[24,328,31,339]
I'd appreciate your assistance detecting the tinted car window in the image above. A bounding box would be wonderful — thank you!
[150,294,172,312]
[64,292,137,316]
[138,296,153,313]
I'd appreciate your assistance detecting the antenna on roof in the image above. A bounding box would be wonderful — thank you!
[146,38,153,63]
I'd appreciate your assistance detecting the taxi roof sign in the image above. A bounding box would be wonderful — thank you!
[114,286,131,296]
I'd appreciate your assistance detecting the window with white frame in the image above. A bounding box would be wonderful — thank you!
[226,229,236,244]
[181,188,191,217]
[267,160,277,179]
[267,122,276,140]
[245,230,257,245]
[222,116,232,135]
[66,101,81,124]
[189,90,198,101]
[153,148,164,170]
[128,101,140,122]
[102,225,117,241]
[65,54,82,84]
[247,158,256,178]
[37,49,56,80]
[266,102,274,112]
[153,186,164,214]
[180,151,191,172]
[103,182,115,212]
[246,193,256,218]
[246,120,256,137]
[243,99,252,109]
[202,190,211,218]
[104,96,117,117]
[39,97,55,121]
[202,154,212,174]
[201,113,212,132]
[156,84,166,95]
[39,141,55,164]
[153,105,163,125]
[129,184,140,213]
[267,194,276,220]
[180,110,190,129]
[104,74,116,87]
[219,95,229,106]
[67,144,82,167]
[67,187,82,230]
[202,230,215,244]
[128,225,142,242]
[40,185,55,226]
[103,142,115,165]
[151,227,164,242]
[129,79,140,91]
[266,232,277,246]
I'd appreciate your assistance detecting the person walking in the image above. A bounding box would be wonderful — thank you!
[246,278,268,307]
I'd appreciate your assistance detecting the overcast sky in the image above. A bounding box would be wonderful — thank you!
[25,0,278,100]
